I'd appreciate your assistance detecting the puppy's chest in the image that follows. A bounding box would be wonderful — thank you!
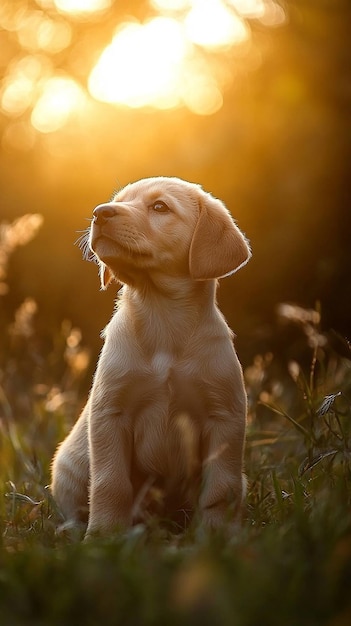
[124,351,206,418]
[129,351,204,479]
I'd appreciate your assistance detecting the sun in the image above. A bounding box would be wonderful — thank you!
[89,18,189,110]
[88,0,285,115]
[88,13,233,116]
[0,0,287,142]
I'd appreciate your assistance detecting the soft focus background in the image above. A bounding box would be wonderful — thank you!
[1,5,351,622]
[1,0,350,369]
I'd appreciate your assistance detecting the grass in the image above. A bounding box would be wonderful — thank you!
[1,221,351,625]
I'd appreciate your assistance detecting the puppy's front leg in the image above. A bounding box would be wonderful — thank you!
[199,414,246,531]
[86,402,133,539]
[51,404,90,528]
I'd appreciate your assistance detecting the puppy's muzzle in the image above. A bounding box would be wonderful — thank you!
[93,203,117,226]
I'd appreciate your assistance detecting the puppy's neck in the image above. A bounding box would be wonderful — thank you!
[118,277,218,355]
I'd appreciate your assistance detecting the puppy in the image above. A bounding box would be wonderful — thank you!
[51,176,251,538]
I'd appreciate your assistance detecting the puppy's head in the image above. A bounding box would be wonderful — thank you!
[82,177,251,289]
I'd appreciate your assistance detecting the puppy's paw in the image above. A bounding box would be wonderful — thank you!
[56,519,87,541]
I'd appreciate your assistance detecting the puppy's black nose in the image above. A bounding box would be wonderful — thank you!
[93,204,117,224]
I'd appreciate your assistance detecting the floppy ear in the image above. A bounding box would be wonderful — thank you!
[98,261,114,290]
[189,191,251,280]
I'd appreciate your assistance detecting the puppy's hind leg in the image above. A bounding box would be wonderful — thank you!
[51,406,90,532]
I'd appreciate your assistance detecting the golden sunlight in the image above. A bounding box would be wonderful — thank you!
[16,12,72,53]
[53,0,112,15]
[88,0,286,115]
[1,56,51,118]
[185,0,249,49]
[0,0,288,131]
[88,16,229,115]
[31,76,87,133]
[182,73,223,115]
[89,18,189,110]
[151,0,191,10]
[88,10,244,114]
[230,0,266,18]
[1,76,34,118]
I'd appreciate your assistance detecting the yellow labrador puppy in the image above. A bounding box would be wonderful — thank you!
[51,176,251,538]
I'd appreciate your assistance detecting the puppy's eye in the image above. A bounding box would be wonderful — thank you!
[151,201,169,213]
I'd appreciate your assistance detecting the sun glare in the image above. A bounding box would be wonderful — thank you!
[88,0,285,115]
[0,0,288,131]
[185,0,249,49]
[88,15,231,115]
[89,18,188,109]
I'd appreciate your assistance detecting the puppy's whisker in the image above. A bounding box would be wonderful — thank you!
[75,227,95,262]
[110,180,123,201]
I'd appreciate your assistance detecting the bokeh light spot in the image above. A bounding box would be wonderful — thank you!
[185,0,249,49]
[54,0,112,15]
[0,1,28,32]
[37,17,72,53]
[2,121,36,152]
[87,1,285,114]
[0,0,288,127]
[183,76,223,115]
[259,1,287,26]
[151,0,191,10]
[89,18,189,109]
[14,54,52,82]
[229,0,266,18]
[0,55,54,121]
[1,77,34,117]
[31,76,87,133]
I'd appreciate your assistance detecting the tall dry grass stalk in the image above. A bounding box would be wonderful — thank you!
[0,214,43,295]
